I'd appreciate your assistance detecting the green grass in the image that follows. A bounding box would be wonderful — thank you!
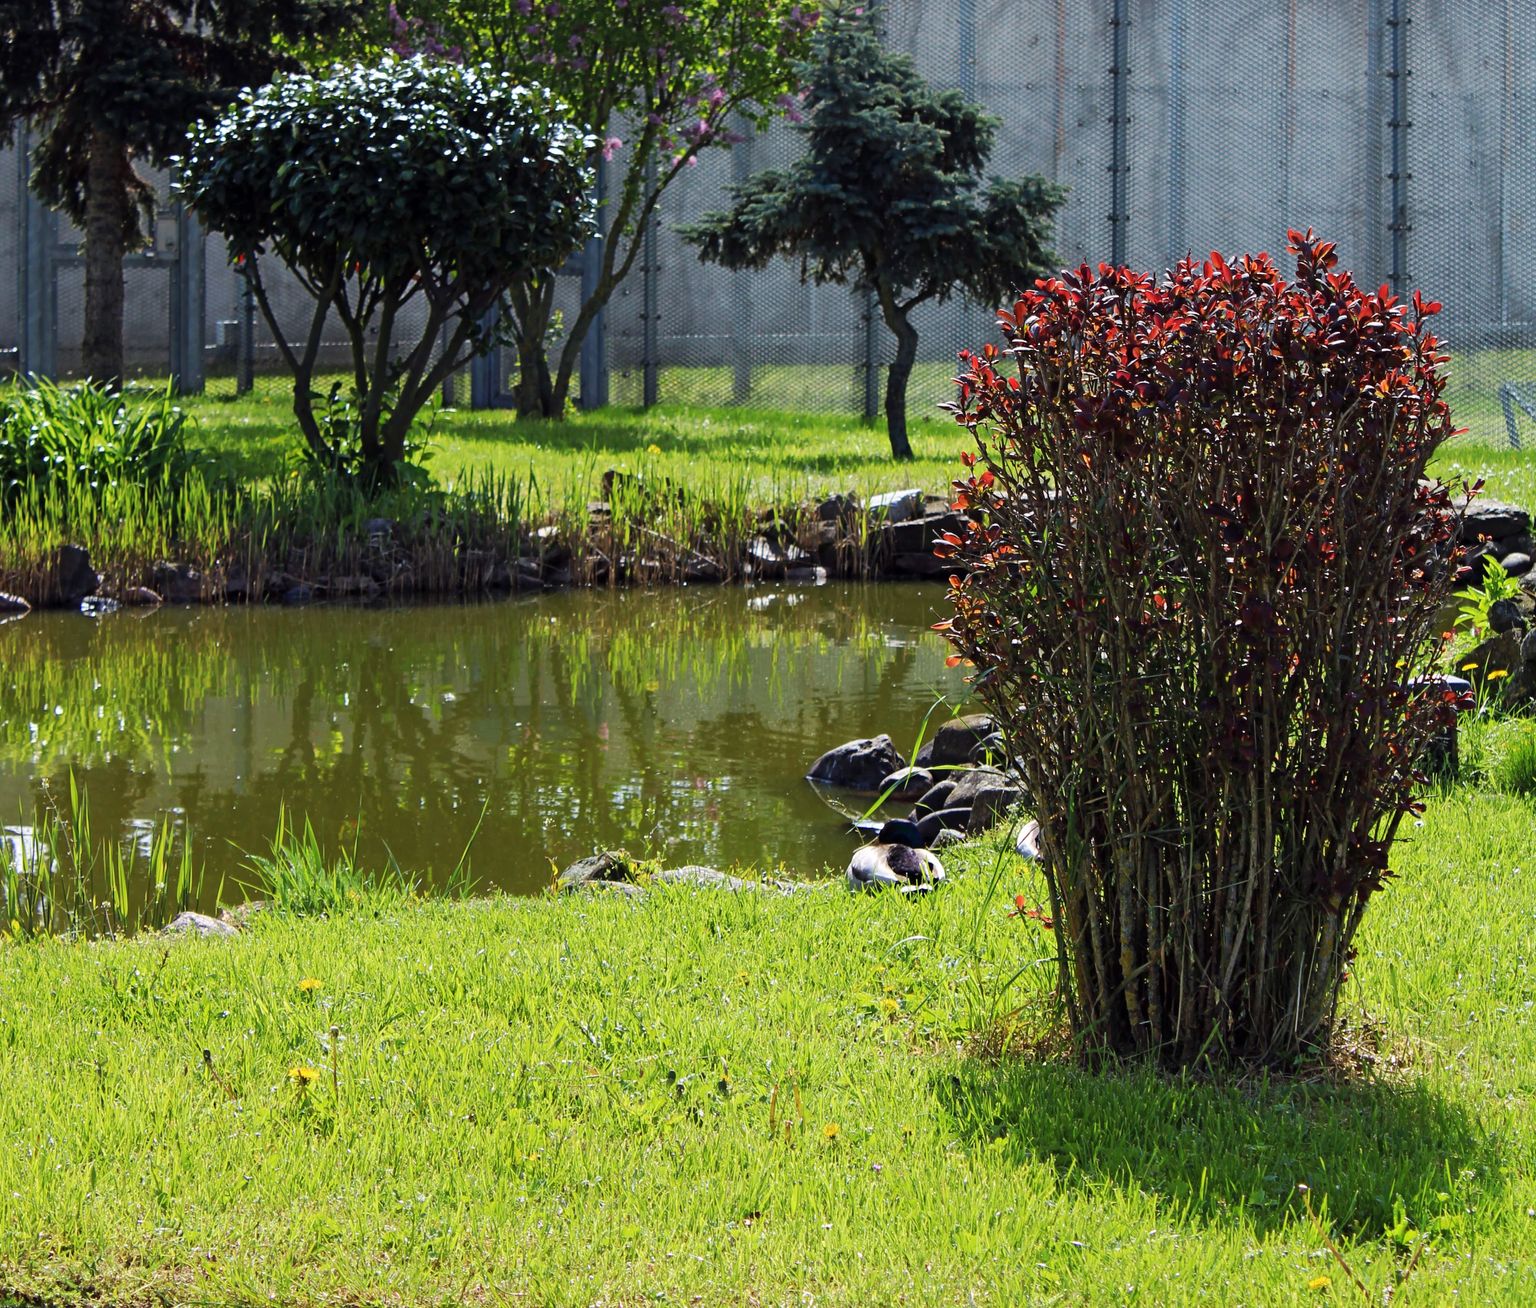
[3,793,1534,1305]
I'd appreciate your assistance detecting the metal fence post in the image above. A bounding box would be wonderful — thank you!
[1108,0,1130,267]
[169,200,205,395]
[1386,0,1411,295]
[18,132,57,380]
[579,153,609,410]
[642,156,659,408]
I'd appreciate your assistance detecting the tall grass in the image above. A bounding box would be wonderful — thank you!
[1,777,208,939]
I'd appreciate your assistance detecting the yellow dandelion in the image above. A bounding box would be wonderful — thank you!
[646,443,662,455]
[1307,1274,1332,1291]
[822,1122,841,1141]
[298,977,321,993]
[879,997,900,1016]
[1488,668,1510,681]
[288,1064,319,1088]
[734,969,752,985]
[1462,661,1479,671]
[900,1123,916,1140]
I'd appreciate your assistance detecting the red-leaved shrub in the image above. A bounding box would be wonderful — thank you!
[940,231,1464,1067]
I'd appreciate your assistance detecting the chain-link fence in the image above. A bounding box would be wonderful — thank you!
[3,0,1534,447]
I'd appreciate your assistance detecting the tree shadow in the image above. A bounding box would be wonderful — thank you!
[935,1055,1498,1238]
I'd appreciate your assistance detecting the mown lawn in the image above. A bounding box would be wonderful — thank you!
[2,792,1534,1306]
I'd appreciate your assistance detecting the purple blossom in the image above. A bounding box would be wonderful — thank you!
[661,4,685,25]
[601,135,623,161]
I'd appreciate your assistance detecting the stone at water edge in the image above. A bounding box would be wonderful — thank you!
[878,766,934,801]
[968,786,1021,835]
[866,488,925,524]
[909,779,956,817]
[914,714,998,769]
[1490,598,1529,633]
[558,850,634,892]
[969,731,1009,766]
[916,807,973,846]
[0,592,31,614]
[50,544,98,608]
[1499,553,1533,579]
[121,587,163,607]
[929,829,967,850]
[150,561,203,604]
[1460,499,1531,541]
[806,735,907,792]
[944,767,1019,809]
[164,911,239,939]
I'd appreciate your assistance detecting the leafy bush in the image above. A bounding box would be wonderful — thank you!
[941,232,1463,1067]
[1455,554,1522,634]
[180,57,592,487]
[0,379,202,504]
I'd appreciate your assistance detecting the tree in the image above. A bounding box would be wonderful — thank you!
[681,3,1062,459]
[0,0,355,386]
[381,0,818,418]
[180,58,592,487]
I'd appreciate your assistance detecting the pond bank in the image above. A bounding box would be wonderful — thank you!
[0,476,967,613]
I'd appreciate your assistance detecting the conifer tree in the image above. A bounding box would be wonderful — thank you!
[0,0,356,384]
[682,2,1062,459]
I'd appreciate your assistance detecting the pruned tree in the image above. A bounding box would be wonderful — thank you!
[379,0,818,418]
[0,0,356,386]
[681,2,1062,459]
[180,58,591,487]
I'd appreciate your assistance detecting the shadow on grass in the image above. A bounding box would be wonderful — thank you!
[937,1057,1498,1238]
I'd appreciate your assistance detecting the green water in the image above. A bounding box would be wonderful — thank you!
[0,585,961,904]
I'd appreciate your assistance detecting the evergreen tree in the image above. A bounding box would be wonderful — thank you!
[0,0,356,385]
[682,2,1062,459]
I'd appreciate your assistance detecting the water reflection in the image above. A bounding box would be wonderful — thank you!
[0,585,961,902]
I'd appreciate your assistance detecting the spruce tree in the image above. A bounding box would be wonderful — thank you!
[0,0,356,385]
[682,2,1062,459]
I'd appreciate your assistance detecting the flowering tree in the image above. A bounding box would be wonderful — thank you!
[376,0,818,418]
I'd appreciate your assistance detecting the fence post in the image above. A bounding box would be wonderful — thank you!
[642,156,660,408]
[579,152,609,410]
[1108,0,1130,267]
[730,120,752,405]
[18,132,57,380]
[169,200,205,395]
[1386,0,1411,295]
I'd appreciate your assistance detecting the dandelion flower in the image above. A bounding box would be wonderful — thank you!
[1307,1274,1332,1291]
[1462,661,1479,671]
[734,969,751,985]
[298,977,321,993]
[646,443,662,455]
[879,997,900,1016]
[1488,669,1510,681]
[288,1064,319,1088]
[823,1122,841,1141]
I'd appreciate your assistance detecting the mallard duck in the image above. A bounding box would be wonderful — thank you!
[846,819,946,895]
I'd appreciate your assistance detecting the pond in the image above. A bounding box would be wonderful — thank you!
[0,584,962,912]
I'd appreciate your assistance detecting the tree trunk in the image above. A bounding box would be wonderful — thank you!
[82,125,130,387]
[881,300,918,462]
[511,281,559,418]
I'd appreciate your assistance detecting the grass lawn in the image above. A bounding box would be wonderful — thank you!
[2,792,1534,1305]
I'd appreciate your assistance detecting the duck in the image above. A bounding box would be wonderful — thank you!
[846,818,946,895]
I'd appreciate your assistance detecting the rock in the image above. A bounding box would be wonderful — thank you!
[888,551,952,580]
[224,565,253,602]
[916,807,974,846]
[946,767,1019,809]
[806,734,907,792]
[867,488,924,524]
[164,911,238,939]
[1494,531,1534,559]
[1461,499,1530,541]
[929,829,967,850]
[121,586,163,607]
[281,584,315,606]
[969,731,1009,766]
[1524,628,1536,665]
[327,574,379,599]
[1490,597,1528,633]
[79,596,119,617]
[0,592,31,614]
[149,561,203,604]
[784,565,828,585]
[219,900,267,929]
[889,512,967,554]
[967,786,1021,834]
[1499,552,1532,579]
[910,779,956,817]
[816,493,856,522]
[559,850,632,891]
[914,714,998,768]
[654,866,794,893]
[50,544,98,608]
[878,767,934,802]
[1461,630,1525,699]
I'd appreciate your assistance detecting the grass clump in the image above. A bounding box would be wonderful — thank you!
[1,797,1534,1304]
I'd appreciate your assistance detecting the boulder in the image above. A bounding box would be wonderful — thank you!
[878,767,934,802]
[1461,499,1530,541]
[164,911,238,939]
[916,807,973,846]
[1525,628,1536,666]
[1499,552,1532,579]
[121,586,163,607]
[946,767,1019,809]
[559,850,634,892]
[806,735,907,792]
[49,544,98,608]
[914,714,998,768]
[929,829,967,850]
[909,779,956,817]
[0,592,31,614]
[1490,597,1528,633]
[969,731,1009,766]
[867,488,924,524]
[816,493,857,522]
[79,596,119,617]
[150,561,203,604]
[888,551,952,580]
[281,584,315,606]
[968,786,1021,834]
